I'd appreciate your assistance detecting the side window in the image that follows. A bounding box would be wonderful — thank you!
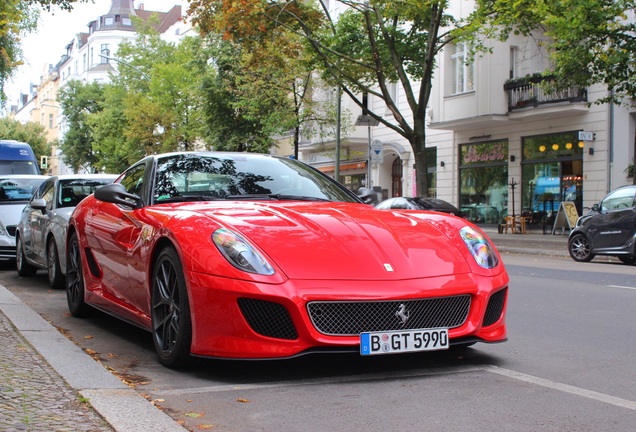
[120,164,146,197]
[601,188,636,211]
[41,183,55,210]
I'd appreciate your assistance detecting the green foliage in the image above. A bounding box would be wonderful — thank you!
[0,116,48,159]
[189,0,462,195]
[58,80,105,173]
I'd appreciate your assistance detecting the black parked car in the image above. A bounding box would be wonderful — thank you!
[568,185,636,264]
[375,197,464,217]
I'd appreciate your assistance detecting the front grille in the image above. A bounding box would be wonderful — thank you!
[483,288,507,327]
[307,295,471,336]
[6,225,17,237]
[237,298,298,340]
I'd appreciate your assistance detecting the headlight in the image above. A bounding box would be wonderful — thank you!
[460,226,499,269]
[212,228,275,275]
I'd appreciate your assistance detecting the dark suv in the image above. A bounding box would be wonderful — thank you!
[568,185,636,264]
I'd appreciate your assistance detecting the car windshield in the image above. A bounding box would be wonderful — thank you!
[0,178,45,202]
[0,161,39,175]
[153,153,360,204]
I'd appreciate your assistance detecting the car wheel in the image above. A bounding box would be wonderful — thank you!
[47,238,64,289]
[151,247,193,368]
[66,232,90,317]
[16,235,37,277]
[568,234,595,262]
[618,255,636,265]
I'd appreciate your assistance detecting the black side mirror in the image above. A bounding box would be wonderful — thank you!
[357,187,379,205]
[94,183,142,209]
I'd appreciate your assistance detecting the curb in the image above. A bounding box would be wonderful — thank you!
[0,283,186,432]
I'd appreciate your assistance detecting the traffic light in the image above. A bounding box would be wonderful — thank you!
[40,156,48,170]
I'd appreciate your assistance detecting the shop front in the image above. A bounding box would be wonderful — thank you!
[521,131,583,228]
[459,140,509,224]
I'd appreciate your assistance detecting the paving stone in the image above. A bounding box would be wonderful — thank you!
[0,311,114,432]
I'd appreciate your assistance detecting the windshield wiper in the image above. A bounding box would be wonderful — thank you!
[156,194,224,203]
[225,194,331,202]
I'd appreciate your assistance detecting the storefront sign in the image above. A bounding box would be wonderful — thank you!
[460,141,508,166]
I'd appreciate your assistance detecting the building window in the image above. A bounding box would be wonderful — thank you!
[104,17,114,25]
[451,42,474,94]
[386,82,398,115]
[49,114,53,129]
[122,17,132,26]
[101,44,110,63]
[510,46,519,79]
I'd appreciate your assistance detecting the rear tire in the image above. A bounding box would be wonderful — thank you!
[47,238,64,289]
[151,247,193,368]
[568,234,595,262]
[66,232,90,317]
[16,235,37,277]
[618,255,636,265]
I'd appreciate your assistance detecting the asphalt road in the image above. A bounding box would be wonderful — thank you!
[1,253,635,431]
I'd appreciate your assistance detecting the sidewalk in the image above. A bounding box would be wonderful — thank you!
[483,227,571,258]
[0,229,568,432]
[0,284,186,432]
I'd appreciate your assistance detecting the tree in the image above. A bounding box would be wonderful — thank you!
[57,80,105,173]
[188,0,460,196]
[0,0,85,106]
[0,116,48,159]
[200,36,278,153]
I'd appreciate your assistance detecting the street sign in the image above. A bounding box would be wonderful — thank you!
[371,140,383,163]
[578,131,595,141]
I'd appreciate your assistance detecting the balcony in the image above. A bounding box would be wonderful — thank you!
[505,74,587,111]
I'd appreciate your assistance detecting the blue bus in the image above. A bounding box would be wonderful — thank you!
[0,140,41,175]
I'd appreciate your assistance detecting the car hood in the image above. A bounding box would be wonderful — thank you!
[187,201,474,280]
[0,202,28,227]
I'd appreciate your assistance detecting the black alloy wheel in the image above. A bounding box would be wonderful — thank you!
[16,235,37,277]
[568,233,595,262]
[151,247,193,368]
[66,232,90,316]
[47,238,64,289]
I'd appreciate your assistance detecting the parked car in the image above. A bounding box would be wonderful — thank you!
[568,185,636,264]
[15,174,118,288]
[0,175,48,261]
[376,196,464,217]
[66,152,508,368]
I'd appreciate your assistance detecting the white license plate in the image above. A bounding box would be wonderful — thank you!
[360,328,449,356]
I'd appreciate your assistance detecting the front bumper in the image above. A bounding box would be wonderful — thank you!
[186,270,509,359]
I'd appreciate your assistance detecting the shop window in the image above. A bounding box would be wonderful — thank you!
[459,140,508,224]
[522,131,583,227]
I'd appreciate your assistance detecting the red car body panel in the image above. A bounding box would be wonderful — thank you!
[70,193,508,359]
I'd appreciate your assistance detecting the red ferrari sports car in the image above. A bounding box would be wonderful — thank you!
[66,152,508,368]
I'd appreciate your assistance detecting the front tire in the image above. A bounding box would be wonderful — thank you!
[568,234,595,262]
[151,247,193,368]
[618,255,636,265]
[47,238,64,289]
[66,232,90,317]
[16,235,37,277]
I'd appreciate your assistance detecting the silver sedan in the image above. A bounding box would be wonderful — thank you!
[15,174,117,288]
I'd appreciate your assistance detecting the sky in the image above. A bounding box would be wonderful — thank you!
[5,0,184,111]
